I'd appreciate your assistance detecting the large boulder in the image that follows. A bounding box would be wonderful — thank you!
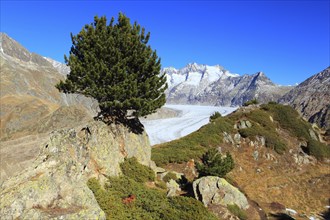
[0,120,153,219]
[193,176,249,210]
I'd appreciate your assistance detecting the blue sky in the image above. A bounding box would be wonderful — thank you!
[1,0,329,85]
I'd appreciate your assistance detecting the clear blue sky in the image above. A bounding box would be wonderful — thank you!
[1,0,329,85]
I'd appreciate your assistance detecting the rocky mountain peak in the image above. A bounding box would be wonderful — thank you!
[165,63,292,106]
[0,32,51,67]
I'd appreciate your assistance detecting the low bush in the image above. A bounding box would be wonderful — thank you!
[261,104,311,141]
[243,99,258,106]
[88,175,218,220]
[120,157,155,183]
[307,139,330,160]
[239,124,286,154]
[196,148,234,178]
[210,111,222,122]
[227,204,247,220]
[162,172,178,183]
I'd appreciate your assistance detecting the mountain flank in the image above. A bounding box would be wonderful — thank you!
[280,67,330,133]
[152,103,330,219]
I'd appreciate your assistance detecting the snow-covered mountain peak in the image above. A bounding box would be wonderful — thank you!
[164,63,293,106]
[163,63,240,88]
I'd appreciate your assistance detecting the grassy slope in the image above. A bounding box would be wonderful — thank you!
[151,103,330,217]
[152,103,329,166]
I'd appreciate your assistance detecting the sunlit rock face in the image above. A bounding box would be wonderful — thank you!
[280,67,330,131]
[0,120,153,219]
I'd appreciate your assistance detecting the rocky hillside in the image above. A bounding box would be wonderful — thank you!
[0,120,154,219]
[164,63,293,106]
[0,33,99,141]
[152,103,330,219]
[0,33,101,184]
[279,67,330,132]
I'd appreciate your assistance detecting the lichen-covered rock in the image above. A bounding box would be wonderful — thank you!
[166,179,181,197]
[193,176,249,210]
[0,120,153,219]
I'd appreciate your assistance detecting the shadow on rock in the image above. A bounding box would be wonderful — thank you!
[94,115,144,135]
[270,213,295,220]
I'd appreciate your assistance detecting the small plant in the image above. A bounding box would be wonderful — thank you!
[210,111,222,122]
[268,101,278,105]
[243,98,259,106]
[155,180,167,189]
[196,148,234,178]
[120,157,155,183]
[162,172,178,183]
[307,139,330,160]
[227,204,247,220]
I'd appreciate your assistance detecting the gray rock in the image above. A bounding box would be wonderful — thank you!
[309,129,319,141]
[253,150,259,161]
[166,179,180,197]
[154,166,166,174]
[245,120,252,128]
[193,176,249,210]
[233,133,241,144]
[239,120,247,129]
[223,132,235,145]
[293,150,316,165]
[0,120,153,219]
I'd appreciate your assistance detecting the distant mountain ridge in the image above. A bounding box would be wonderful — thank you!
[279,67,330,131]
[163,63,293,106]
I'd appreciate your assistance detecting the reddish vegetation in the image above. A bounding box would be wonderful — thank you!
[122,194,136,205]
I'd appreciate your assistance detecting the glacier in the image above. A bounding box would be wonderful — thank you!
[141,104,237,146]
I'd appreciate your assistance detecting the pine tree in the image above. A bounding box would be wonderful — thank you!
[56,13,167,123]
[196,149,234,178]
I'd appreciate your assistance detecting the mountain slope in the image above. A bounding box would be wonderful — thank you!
[164,63,293,106]
[0,33,99,141]
[279,67,330,131]
[0,33,98,181]
[152,103,330,218]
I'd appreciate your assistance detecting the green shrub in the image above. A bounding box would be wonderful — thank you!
[227,204,247,220]
[196,149,234,178]
[162,172,178,183]
[261,104,311,141]
[88,175,217,220]
[120,157,155,183]
[210,111,222,122]
[168,196,218,220]
[243,99,258,106]
[239,124,286,154]
[155,181,167,190]
[307,140,330,160]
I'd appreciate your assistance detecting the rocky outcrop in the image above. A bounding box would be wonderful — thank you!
[193,176,249,210]
[279,67,330,131]
[164,63,293,106]
[0,120,153,219]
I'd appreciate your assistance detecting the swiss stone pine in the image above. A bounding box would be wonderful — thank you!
[56,13,167,123]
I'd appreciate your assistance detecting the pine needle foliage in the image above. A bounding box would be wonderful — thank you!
[56,13,167,121]
[196,148,234,178]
